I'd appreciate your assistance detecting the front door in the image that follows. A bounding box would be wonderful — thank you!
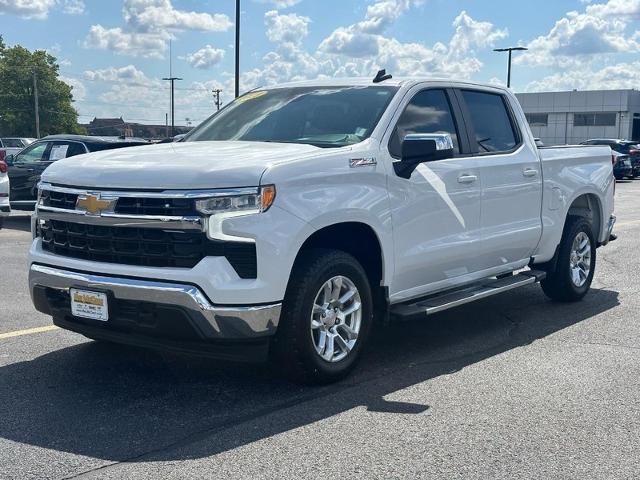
[9,142,50,202]
[385,87,483,301]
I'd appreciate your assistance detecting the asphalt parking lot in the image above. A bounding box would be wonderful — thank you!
[1,182,639,480]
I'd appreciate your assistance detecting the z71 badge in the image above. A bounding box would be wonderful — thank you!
[349,157,377,168]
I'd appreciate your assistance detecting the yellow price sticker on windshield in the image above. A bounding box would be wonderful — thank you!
[236,91,268,103]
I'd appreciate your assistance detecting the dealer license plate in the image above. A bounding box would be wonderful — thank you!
[70,288,109,321]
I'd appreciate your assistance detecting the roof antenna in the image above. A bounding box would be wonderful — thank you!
[373,69,392,83]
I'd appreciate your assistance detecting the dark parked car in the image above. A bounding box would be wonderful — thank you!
[581,139,640,178]
[5,135,148,210]
[611,151,633,180]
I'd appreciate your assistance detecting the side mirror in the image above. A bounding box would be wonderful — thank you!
[394,133,454,179]
[4,154,14,166]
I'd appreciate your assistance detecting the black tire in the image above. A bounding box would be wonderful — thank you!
[271,248,373,384]
[0,217,3,229]
[541,216,596,302]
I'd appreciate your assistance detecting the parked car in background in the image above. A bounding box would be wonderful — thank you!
[610,151,633,180]
[0,158,9,228]
[0,137,35,162]
[5,135,148,210]
[581,139,640,178]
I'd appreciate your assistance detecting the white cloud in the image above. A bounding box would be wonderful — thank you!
[84,0,231,58]
[60,75,87,101]
[123,0,232,32]
[359,0,423,34]
[83,65,150,85]
[264,10,310,45]
[83,25,170,58]
[237,4,507,94]
[516,0,640,66]
[319,0,424,56]
[255,0,302,9]
[0,0,55,19]
[62,0,84,15]
[524,61,640,92]
[184,45,226,69]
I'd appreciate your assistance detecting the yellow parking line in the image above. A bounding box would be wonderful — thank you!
[0,325,59,339]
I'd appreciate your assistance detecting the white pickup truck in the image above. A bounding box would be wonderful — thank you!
[28,77,616,383]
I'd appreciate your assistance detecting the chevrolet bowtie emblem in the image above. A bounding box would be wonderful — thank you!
[76,194,113,215]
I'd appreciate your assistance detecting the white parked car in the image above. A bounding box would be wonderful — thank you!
[0,137,35,159]
[0,157,9,228]
[27,77,616,383]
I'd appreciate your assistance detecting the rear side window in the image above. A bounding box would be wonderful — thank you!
[46,142,86,161]
[2,139,24,148]
[389,89,460,158]
[461,90,518,153]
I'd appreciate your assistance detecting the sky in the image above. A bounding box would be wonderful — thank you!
[1,0,639,126]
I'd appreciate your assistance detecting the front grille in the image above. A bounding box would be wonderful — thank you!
[40,220,257,277]
[40,189,198,216]
[41,190,78,210]
[115,197,197,216]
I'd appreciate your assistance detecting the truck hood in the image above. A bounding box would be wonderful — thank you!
[41,141,324,189]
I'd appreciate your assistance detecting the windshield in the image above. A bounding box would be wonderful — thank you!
[186,86,398,148]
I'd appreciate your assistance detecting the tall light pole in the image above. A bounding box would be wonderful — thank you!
[235,0,240,98]
[163,40,182,137]
[493,46,528,88]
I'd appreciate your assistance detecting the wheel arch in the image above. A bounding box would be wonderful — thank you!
[566,192,603,243]
[292,221,386,288]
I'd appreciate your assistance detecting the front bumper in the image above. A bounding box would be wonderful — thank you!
[29,264,282,359]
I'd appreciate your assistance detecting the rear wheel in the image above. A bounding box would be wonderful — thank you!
[271,248,373,384]
[541,216,596,302]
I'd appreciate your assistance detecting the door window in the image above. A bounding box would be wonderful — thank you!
[46,142,86,161]
[14,143,48,164]
[461,90,518,153]
[389,89,460,158]
[2,139,24,148]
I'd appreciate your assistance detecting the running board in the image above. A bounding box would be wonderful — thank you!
[390,270,546,318]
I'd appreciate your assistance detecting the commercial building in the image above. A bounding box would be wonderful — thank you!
[515,89,640,146]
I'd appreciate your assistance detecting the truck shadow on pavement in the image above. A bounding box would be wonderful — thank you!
[0,285,620,466]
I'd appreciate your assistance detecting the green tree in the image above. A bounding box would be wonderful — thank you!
[0,36,84,137]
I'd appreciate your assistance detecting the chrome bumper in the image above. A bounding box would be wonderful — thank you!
[29,264,281,340]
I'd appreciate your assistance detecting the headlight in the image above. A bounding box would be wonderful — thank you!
[195,185,276,216]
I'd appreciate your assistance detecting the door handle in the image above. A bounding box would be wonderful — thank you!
[457,174,478,184]
[523,168,538,177]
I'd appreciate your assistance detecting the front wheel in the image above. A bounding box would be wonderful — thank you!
[541,217,596,302]
[271,249,373,384]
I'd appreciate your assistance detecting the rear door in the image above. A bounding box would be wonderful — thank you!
[385,87,484,300]
[456,88,543,270]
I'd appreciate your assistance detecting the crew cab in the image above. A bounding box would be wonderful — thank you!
[27,77,616,383]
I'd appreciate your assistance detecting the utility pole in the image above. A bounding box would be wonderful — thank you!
[165,113,169,137]
[32,70,40,138]
[235,0,240,98]
[212,88,222,111]
[162,40,182,136]
[493,46,528,88]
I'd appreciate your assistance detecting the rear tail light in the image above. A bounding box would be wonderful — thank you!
[0,150,5,162]
[611,154,617,166]
[0,160,7,174]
